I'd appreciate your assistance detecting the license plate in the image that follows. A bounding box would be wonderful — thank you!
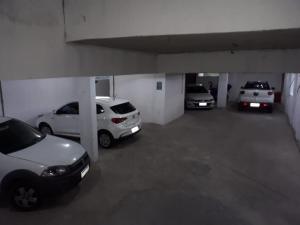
[81,165,89,179]
[131,126,139,133]
[199,102,207,106]
[250,103,260,108]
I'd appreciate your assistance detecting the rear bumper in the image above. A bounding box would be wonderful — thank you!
[239,102,273,111]
[117,124,142,139]
[112,121,142,139]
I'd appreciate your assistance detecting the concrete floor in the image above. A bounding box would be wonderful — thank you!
[1,107,300,225]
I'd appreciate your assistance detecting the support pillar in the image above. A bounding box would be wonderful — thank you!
[217,73,229,108]
[293,75,300,141]
[0,81,4,116]
[77,77,99,162]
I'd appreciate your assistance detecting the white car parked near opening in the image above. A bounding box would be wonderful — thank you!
[37,97,142,148]
[0,117,90,210]
[238,81,275,113]
[185,85,215,109]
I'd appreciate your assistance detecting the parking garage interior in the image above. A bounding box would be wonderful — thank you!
[1,0,300,225]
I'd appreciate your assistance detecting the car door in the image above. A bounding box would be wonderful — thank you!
[53,102,80,135]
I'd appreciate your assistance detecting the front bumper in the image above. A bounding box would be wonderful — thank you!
[39,153,90,195]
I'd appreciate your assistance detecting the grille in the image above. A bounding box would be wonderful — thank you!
[69,153,89,173]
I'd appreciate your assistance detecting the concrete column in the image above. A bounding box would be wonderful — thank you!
[217,73,229,108]
[0,81,4,116]
[110,76,115,98]
[293,75,300,141]
[77,77,99,162]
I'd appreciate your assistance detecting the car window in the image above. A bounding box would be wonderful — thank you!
[56,102,79,115]
[244,82,270,90]
[110,102,136,114]
[0,119,45,154]
[187,86,208,94]
[97,104,104,114]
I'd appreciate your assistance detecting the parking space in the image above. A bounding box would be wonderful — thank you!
[1,107,300,225]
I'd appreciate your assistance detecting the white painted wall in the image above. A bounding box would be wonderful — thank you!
[113,74,184,125]
[164,74,185,124]
[96,79,110,96]
[0,0,156,81]
[1,78,78,126]
[65,0,300,41]
[113,74,166,124]
[283,74,300,141]
[228,73,283,102]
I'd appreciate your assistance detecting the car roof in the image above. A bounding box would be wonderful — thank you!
[0,117,12,124]
[95,96,129,106]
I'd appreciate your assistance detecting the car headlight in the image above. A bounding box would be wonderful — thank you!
[41,166,68,177]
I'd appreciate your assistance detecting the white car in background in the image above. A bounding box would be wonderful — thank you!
[238,81,275,113]
[185,85,215,109]
[37,97,141,148]
[0,117,90,210]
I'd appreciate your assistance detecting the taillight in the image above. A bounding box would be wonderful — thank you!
[240,91,245,95]
[111,117,127,124]
[268,91,273,96]
[243,102,248,106]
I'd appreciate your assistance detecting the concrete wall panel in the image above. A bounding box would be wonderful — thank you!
[65,0,300,40]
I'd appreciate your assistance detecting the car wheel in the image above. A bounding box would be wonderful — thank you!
[39,124,53,135]
[11,181,41,210]
[238,105,244,111]
[268,107,273,113]
[98,132,113,148]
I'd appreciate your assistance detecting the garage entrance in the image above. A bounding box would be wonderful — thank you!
[1,73,300,225]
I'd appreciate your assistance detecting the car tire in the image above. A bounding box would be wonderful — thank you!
[10,181,41,211]
[98,131,114,149]
[238,104,244,111]
[39,123,53,135]
[268,107,273,113]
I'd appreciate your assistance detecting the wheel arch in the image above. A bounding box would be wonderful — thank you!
[1,170,39,194]
[98,129,113,137]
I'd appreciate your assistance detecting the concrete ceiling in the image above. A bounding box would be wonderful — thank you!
[74,29,300,54]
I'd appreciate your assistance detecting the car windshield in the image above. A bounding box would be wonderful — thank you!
[0,119,45,154]
[244,82,270,90]
[187,86,208,94]
[110,102,136,114]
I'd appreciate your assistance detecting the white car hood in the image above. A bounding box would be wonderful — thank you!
[9,135,86,166]
[186,93,213,101]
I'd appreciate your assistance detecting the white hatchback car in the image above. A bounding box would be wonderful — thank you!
[185,85,215,109]
[238,81,275,113]
[37,97,141,148]
[0,117,90,210]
